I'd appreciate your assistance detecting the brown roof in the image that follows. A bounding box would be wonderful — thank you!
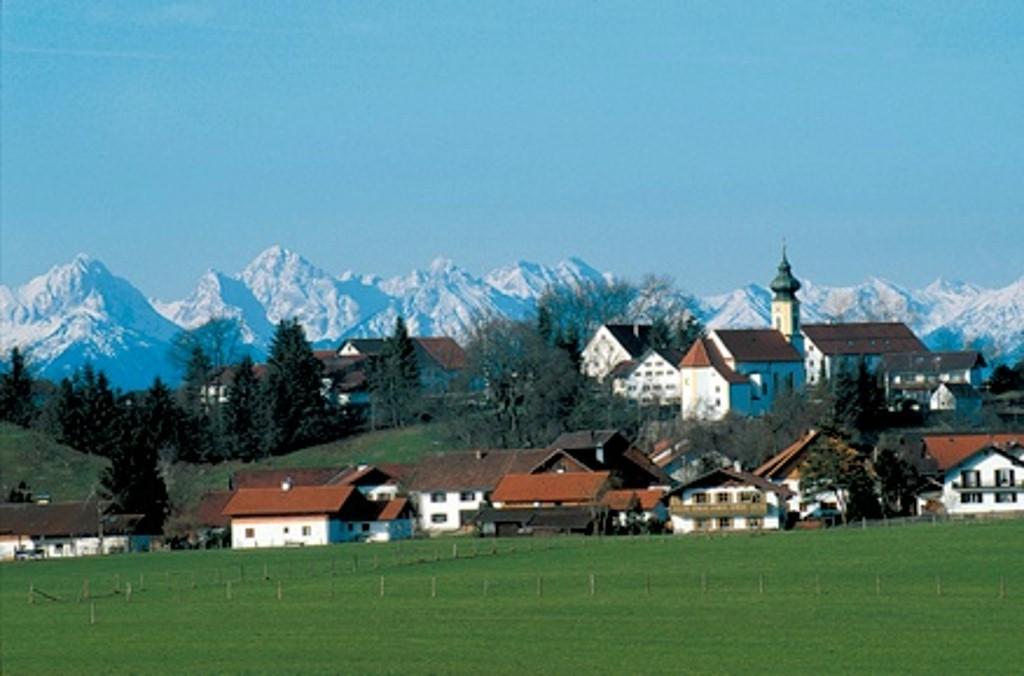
[754,430,821,480]
[0,500,142,537]
[603,324,653,359]
[408,449,551,492]
[376,497,410,521]
[714,330,802,363]
[601,488,666,511]
[491,472,611,504]
[680,339,749,384]
[222,485,359,517]
[415,337,467,370]
[922,433,1024,472]
[802,323,925,356]
[195,491,233,528]
[881,351,986,373]
[677,467,796,498]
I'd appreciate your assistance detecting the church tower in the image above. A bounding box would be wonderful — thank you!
[770,246,803,353]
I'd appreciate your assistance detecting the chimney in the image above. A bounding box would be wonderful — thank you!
[475,450,486,460]
[281,477,293,492]
[633,323,640,338]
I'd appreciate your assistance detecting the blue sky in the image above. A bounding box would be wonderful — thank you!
[2,1,1022,298]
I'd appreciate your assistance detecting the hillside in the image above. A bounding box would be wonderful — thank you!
[2,423,447,516]
[0,423,109,502]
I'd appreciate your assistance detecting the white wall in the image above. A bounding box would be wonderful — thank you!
[582,327,633,380]
[415,489,486,532]
[0,535,142,560]
[670,485,785,534]
[231,515,331,549]
[619,352,681,405]
[681,367,733,420]
[942,451,1024,515]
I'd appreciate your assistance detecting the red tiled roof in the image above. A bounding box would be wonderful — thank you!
[922,433,1024,472]
[601,488,665,511]
[680,339,749,384]
[754,430,821,479]
[0,500,142,537]
[195,491,233,528]
[802,323,925,356]
[714,329,802,363]
[376,497,410,521]
[491,471,610,504]
[223,485,359,517]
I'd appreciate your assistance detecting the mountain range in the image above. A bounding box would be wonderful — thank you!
[1,246,1021,389]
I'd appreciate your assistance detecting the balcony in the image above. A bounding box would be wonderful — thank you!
[669,498,768,518]
[951,481,1023,492]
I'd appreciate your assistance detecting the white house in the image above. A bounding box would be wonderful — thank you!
[408,449,550,533]
[939,445,1024,516]
[612,346,685,405]
[752,429,849,521]
[223,482,411,548]
[802,322,926,386]
[581,323,652,381]
[881,351,986,411]
[667,467,794,534]
[930,382,983,416]
[0,500,148,561]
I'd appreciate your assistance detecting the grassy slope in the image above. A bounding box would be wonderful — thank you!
[0,423,109,502]
[2,521,1023,674]
[165,425,447,512]
[2,423,446,515]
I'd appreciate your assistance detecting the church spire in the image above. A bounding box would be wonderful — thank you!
[770,244,801,300]
[769,244,803,353]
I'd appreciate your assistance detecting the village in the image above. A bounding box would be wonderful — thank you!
[3,252,1021,560]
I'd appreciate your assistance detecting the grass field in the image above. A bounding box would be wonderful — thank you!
[3,520,1023,674]
[0,424,109,502]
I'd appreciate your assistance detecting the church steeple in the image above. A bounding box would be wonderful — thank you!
[770,245,802,352]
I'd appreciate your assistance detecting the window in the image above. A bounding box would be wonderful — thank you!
[995,493,1018,504]
[244,528,254,538]
[283,526,289,534]
[748,517,762,529]
[961,470,980,488]
[459,491,476,502]
[995,469,1015,487]
[430,492,447,503]
[739,492,762,503]
[715,492,731,504]
[347,523,354,532]
[961,492,983,504]
[431,514,448,524]
[361,523,370,532]
[693,493,708,504]
[695,518,710,531]
[717,517,732,529]
[302,526,311,536]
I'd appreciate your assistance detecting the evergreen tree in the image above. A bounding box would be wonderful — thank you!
[139,378,184,460]
[0,347,35,426]
[263,319,327,453]
[53,366,122,457]
[648,317,672,351]
[368,317,421,429]
[99,405,170,534]
[176,345,218,462]
[224,356,266,461]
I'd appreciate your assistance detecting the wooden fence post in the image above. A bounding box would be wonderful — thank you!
[90,602,96,626]
[589,572,596,597]
[936,575,942,597]
[277,580,283,601]
[125,582,132,603]
[431,576,437,599]
[28,581,34,605]
[379,575,385,598]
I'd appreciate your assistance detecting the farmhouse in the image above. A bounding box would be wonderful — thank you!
[918,433,1024,516]
[222,482,412,548]
[802,322,925,386]
[881,351,986,411]
[601,488,669,531]
[581,323,653,381]
[0,499,148,561]
[611,346,685,406]
[668,467,794,534]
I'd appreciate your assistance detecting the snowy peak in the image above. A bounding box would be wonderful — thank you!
[154,269,274,348]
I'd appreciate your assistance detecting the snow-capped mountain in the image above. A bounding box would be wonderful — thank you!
[2,247,1021,390]
[153,270,275,349]
[0,255,180,389]
[238,246,391,344]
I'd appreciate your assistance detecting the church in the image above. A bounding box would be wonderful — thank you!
[679,250,806,420]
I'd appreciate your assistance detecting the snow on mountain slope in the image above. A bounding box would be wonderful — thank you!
[923,277,1024,362]
[239,246,390,344]
[0,255,180,389]
[484,257,611,300]
[153,269,275,349]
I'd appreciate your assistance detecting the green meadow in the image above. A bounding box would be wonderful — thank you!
[2,520,1022,675]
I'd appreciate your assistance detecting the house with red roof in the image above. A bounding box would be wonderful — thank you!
[918,433,1024,516]
[0,499,148,560]
[222,480,412,548]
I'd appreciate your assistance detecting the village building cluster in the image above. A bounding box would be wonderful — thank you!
[2,252,1020,560]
